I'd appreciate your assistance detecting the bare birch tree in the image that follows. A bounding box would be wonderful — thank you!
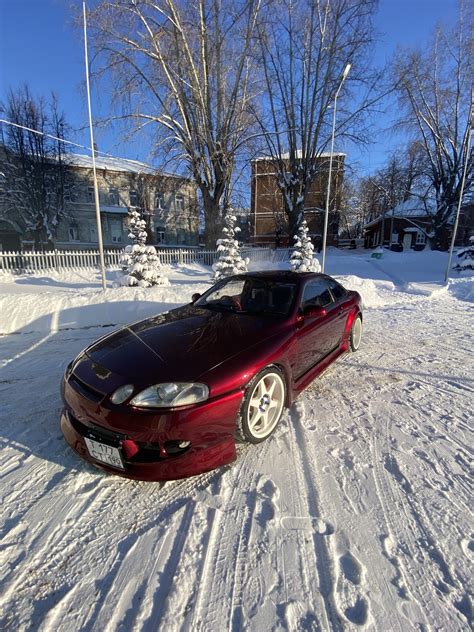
[0,86,72,250]
[393,6,473,248]
[91,0,261,246]
[253,0,381,239]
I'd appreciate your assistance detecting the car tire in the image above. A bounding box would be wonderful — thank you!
[348,314,362,352]
[237,366,286,444]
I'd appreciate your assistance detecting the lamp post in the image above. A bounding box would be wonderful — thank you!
[321,63,351,274]
[83,1,107,291]
[444,87,473,284]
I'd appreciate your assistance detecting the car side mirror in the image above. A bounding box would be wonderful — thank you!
[301,305,327,319]
[191,293,201,303]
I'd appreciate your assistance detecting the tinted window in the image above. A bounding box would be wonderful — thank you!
[328,279,346,301]
[196,278,296,315]
[301,279,333,309]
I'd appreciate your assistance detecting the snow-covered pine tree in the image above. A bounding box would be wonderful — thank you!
[120,208,169,287]
[453,237,474,271]
[212,211,249,282]
[290,217,321,272]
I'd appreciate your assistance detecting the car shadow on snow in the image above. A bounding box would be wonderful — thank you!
[0,301,183,478]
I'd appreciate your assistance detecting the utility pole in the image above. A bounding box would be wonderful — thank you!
[321,63,351,273]
[83,1,107,291]
[445,87,473,284]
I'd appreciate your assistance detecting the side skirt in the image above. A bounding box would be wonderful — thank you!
[291,343,348,400]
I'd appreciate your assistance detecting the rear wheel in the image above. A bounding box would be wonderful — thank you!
[349,314,362,352]
[237,367,286,444]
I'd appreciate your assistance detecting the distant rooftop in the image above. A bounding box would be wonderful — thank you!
[364,197,437,228]
[63,153,185,179]
[253,150,346,162]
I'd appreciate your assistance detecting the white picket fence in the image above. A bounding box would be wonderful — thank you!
[0,247,292,274]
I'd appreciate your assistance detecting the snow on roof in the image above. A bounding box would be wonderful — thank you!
[364,197,436,229]
[63,153,184,179]
[387,198,436,218]
[253,150,346,162]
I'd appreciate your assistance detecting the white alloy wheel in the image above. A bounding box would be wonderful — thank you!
[238,369,286,443]
[350,315,362,351]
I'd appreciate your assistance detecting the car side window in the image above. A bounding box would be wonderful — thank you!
[328,279,346,301]
[301,279,334,310]
[205,280,245,303]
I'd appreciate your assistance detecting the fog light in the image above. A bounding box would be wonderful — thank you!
[110,384,134,405]
[164,440,192,455]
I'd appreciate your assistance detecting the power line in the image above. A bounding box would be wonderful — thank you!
[0,117,157,171]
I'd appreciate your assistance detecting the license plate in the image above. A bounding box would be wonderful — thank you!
[84,437,125,470]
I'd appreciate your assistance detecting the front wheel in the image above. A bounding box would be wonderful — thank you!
[348,314,362,352]
[237,367,286,444]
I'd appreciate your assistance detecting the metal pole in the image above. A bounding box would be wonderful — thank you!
[321,64,351,274]
[444,88,473,284]
[83,1,107,291]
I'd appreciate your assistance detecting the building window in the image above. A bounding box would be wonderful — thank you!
[87,186,94,203]
[415,232,426,245]
[155,192,165,210]
[90,225,98,243]
[129,190,139,207]
[175,194,184,211]
[110,218,123,243]
[68,224,79,241]
[109,187,120,206]
[156,228,165,244]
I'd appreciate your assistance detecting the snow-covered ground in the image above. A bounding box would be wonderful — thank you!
[0,250,472,630]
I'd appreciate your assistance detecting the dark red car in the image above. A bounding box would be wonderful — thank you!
[61,271,362,481]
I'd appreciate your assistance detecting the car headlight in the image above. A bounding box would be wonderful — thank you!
[110,384,135,405]
[129,383,209,408]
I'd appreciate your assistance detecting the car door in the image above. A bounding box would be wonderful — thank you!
[293,278,338,380]
[327,278,353,345]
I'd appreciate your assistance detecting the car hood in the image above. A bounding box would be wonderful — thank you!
[84,304,282,384]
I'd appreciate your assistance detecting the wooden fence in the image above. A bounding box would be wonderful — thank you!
[0,247,292,274]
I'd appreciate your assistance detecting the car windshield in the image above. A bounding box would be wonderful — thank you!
[195,278,297,316]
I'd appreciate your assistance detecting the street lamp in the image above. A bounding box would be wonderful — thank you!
[83,1,107,291]
[321,63,351,274]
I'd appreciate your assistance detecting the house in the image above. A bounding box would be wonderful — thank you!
[364,195,474,250]
[363,198,435,249]
[250,152,345,247]
[0,151,199,251]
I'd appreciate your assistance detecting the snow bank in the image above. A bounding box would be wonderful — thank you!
[0,265,213,335]
[448,278,474,302]
[0,286,200,335]
[335,275,395,308]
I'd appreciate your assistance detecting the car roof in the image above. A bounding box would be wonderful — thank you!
[231,270,333,283]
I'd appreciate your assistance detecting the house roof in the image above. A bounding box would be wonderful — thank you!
[252,150,346,162]
[364,197,436,229]
[62,153,187,180]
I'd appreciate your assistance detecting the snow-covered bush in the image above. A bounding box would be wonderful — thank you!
[290,218,321,272]
[453,237,474,271]
[119,209,169,287]
[212,211,249,282]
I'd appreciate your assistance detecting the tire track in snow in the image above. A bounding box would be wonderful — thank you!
[0,462,227,631]
[184,442,271,631]
[286,402,345,631]
[369,400,470,629]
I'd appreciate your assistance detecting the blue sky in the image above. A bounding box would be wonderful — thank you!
[0,0,460,179]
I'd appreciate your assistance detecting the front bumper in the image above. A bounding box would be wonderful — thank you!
[61,379,244,481]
